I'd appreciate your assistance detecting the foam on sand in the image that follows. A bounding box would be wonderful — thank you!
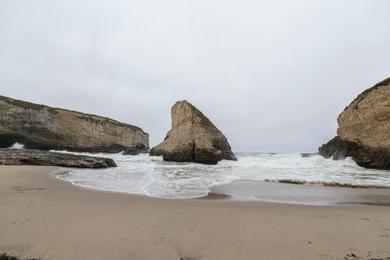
[55,152,390,200]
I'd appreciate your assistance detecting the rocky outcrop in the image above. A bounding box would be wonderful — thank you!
[150,100,237,164]
[0,95,149,153]
[122,143,149,155]
[0,148,116,168]
[319,77,390,169]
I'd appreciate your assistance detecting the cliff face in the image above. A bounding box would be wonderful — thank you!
[0,95,149,153]
[150,100,237,164]
[319,77,390,169]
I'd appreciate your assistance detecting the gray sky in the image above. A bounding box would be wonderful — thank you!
[1,0,389,152]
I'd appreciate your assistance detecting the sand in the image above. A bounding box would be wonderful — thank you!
[0,166,390,260]
[209,179,390,206]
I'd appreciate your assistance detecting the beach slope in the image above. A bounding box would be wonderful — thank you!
[0,166,389,260]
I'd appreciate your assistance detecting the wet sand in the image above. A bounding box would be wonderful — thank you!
[0,166,390,260]
[209,179,390,206]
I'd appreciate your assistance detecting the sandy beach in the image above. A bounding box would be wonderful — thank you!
[1,166,390,260]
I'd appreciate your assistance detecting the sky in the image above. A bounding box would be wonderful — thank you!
[0,0,389,152]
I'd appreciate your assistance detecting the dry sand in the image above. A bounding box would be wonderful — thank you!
[0,166,389,260]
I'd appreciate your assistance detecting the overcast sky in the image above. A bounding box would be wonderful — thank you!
[1,0,389,152]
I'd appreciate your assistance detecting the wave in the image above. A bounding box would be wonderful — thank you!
[55,152,390,199]
[9,142,25,149]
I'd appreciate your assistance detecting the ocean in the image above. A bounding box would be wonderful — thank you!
[55,152,390,199]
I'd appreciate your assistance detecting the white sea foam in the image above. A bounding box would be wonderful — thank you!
[56,152,390,199]
[9,142,25,149]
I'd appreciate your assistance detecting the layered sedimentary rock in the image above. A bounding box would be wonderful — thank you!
[319,77,390,169]
[0,148,116,168]
[150,100,237,164]
[0,95,149,153]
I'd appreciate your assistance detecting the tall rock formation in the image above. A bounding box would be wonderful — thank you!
[150,100,237,164]
[0,95,149,153]
[319,77,390,169]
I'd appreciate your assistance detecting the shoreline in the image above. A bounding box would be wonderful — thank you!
[1,165,390,260]
[208,179,390,206]
[54,169,390,206]
[51,168,156,201]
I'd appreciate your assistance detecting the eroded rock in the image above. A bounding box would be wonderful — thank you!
[0,95,149,154]
[150,100,237,164]
[319,77,390,169]
[0,148,116,168]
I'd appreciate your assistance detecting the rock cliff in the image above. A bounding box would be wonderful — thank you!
[0,148,116,168]
[0,95,149,153]
[319,77,390,169]
[150,100,237,164]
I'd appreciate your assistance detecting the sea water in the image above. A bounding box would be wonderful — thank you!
[55,152,390,199]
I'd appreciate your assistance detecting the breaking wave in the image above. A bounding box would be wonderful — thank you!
[55,152,390,199]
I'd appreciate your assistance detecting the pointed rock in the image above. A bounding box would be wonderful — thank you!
[150,100,237,164]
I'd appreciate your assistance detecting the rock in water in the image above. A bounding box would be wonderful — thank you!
[150,100,237,164]
[319,77,390,169]
[0,95,149,153]
[122,143,150,155]
[0,148,116,168]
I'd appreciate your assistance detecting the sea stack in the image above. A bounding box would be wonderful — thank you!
[0,95,149,154]
[319,77,390,169]
[150,100,237,164]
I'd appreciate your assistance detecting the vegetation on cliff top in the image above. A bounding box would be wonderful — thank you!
[0,95,58,114]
